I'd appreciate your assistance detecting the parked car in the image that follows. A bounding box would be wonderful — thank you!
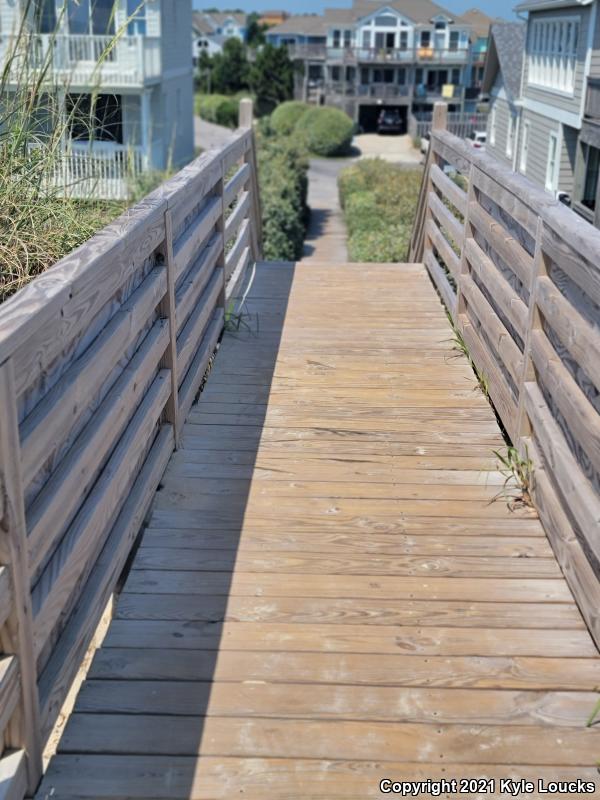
[377,109,404,135]
[467,130,487,150]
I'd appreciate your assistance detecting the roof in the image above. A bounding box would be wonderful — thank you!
[481,22,526,102]
[514,0,593,11]
[268,0,473,36]
[205,11,247,27]
[457,8,501,39]
[192,12,215,35]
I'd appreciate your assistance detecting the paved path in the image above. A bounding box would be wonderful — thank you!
[302,136,421,263]
[194,117,235,152]
[38,261,600,799]
[302,158,351,263]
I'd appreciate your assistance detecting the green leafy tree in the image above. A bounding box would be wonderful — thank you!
[246,12,268,47]
[249,44,294,116]
[211,38,249,95]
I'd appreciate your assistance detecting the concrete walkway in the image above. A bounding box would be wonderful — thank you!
[194,117,235,152]
[302,158,352,263]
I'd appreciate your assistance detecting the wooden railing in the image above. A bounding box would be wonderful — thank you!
[411,104,600,651]
[0,100,261,797]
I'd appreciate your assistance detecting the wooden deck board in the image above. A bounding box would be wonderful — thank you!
[38,262,600,798]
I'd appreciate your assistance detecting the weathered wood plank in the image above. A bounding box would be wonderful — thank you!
[38,425,173,743]
[429,164,467,216]
[20,266,166,489]
[32,372,171,666]
[26,321,168,582]
[35,755,600,800]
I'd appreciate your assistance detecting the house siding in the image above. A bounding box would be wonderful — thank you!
[487,75,517,169]
[518,108,561,190]
[162,0,193,73]
[522,5,592,116]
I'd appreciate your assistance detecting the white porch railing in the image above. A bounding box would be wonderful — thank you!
[0,33,161,88]
[36,143,144,200]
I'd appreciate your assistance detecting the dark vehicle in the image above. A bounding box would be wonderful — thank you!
[377,109,404,135]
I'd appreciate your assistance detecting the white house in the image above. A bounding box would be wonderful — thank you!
[191,10,247,65]
[0,0,195,199]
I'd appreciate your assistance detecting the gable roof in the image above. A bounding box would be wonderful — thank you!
[205,11,247,28]
[481,22,526,102]
[267,14,329,36]
[192,11,215,35]
[457,8,501,39]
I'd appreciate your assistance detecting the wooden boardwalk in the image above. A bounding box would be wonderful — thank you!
[38,263,600,799]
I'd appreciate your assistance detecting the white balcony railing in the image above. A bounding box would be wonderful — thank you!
[32,142,145,200]
[0,33,161,88]
[287,44,470,65]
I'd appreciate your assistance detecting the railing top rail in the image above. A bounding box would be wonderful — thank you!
[431,128,600,261]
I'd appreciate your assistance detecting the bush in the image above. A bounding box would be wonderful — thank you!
[257,131,309,261]
[338,160,423,262]
[270,101,310,136]
[295,107,354,157]
[195,94,239,129]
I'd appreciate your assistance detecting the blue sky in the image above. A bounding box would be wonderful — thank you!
[193,1,518,20]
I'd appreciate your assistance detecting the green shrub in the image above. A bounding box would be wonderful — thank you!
[338,160,423,262]
[295,107,354,157]
[257,130,309,261]
[195,94,239,129]
[270,101,310,136]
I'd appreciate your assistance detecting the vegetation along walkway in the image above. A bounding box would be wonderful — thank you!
[38,261,600,798]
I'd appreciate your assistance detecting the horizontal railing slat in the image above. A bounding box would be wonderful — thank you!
[26,320,170,582]
[175,235,222,334]
[176,269,223,385]
[460,275,523,388]
[425,218,460,280]
[225,191,251,247]
[429,164,467,217]
[428,191,464,250]
[19,266,167,490]
[0,569,12,631]
[530,330,600,476]
[224,162,250,208]
[38,424,174,742]
[467,201,533,289]
[464,238,528,340]
[177,312,223,426]
[172,196,221,285]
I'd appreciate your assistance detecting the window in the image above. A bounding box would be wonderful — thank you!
[375,15,397,26]
[397,67,406,85]
[415,68,423,84]
[546,131,559,191]
[360,67,369,84]
[490,105,497,146]
[68,0,116,36]
[507,114,516,158]
[528,17,579,93]
[581,144,600,211]
[127,0,146,35]
[34,0,57,33]
[435,21,446,30]
[449,31,459,51]
[332,30,341,47]
[520,121,530,172]
[383,68,394,83]
[451,68,460,84]
[399,31,408,50]
[420,31,431,47]
[362,30,371,48]
[343,29,352,48]
[331,66,341,81]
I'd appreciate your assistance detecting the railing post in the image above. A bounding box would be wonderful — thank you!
[238,98,263,261]
[516,217,546,445]
[410,101,447,263]
[455,163,476,322]
[0,359,43,795]
[158,210,181,447]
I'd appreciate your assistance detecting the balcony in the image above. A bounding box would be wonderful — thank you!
[294,45,470,65]
[0,33,162,90]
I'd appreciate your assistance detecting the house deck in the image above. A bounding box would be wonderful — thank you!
[37,262,600,799]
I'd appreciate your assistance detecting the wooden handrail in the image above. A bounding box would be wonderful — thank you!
[419,124,600,649]
[0,101,261,798]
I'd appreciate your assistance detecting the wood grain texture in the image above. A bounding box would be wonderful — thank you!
[39,262,600,799]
